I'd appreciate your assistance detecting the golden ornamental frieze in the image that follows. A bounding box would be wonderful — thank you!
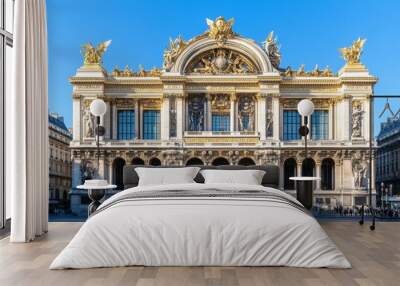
[115,98,136,108]
[111,65,162,77]
[185,49,258,75]
[70,77,106,84]
[186,75,259,85]
[210,94,231,112]
[141,99,162,109]
[184,137,259,144]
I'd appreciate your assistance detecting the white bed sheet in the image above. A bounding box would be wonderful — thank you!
[50,183,350,269]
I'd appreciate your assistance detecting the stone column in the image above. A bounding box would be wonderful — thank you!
[257,93,267,140]
[112,103,118,140]
[134,100,140,139]
[72,97,81,141]
[108,161,114,185]
[176,96,184,139]
[230,94,236,132]
[272,95,280,140]
[102,100,111,140]
[329,100,334,140]
[161,96,170,141]
[343,96,351,141]
[334,159,342,191]
[279,160,284,190]
[206,94,212,131]
[316,160,321,190]
[297,160,302,177]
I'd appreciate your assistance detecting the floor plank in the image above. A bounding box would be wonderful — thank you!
[0,222,399,286]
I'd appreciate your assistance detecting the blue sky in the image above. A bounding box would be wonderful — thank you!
[47,0,400,134]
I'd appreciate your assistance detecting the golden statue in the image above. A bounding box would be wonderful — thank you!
[322,66,333,76]
[206,16,235,43]
[340,38,366,65]
[163,35,187,71]
[81,40,111,65]
[262,31,281,69]
[297,64,306,76]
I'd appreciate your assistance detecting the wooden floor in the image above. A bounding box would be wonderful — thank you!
[0,222,399,286]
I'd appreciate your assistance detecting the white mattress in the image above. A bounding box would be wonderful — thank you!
[50,183,351,269]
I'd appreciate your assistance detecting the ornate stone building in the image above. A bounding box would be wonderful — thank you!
[49,112,72,213]
[376,115,400,204]
[70,17,377,209]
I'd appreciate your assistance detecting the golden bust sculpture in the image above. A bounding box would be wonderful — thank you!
[340,38,366,65]
[81,40,112,65]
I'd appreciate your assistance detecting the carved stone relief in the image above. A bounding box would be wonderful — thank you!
[185,49,258,75]
[352,100,364,138]
[238,95,255,131]
[188,95,205,131]
[83,108,94,138]
[169,97,177,137]
[352,152,368,188]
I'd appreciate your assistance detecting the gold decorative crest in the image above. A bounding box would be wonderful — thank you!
[81,40,111,65]
[185,49,257,74]
[210,94,231,112]
[206,16,235,44]
[340,38,366,65]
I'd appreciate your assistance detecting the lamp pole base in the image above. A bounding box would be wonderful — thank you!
[296,180,313,210]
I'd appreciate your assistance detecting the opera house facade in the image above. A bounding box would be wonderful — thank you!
[69,17,377,210]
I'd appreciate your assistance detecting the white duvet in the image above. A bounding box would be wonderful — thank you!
[50,183,351,269]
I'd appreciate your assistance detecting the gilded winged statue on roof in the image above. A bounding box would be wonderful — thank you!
[340,38,366,65]
[206,16,235,43]
[81,40,112,65]
[163,35,187,71]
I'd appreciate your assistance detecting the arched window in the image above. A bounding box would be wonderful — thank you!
[149,157,161,166]
[113,158,126,190]
[186,157,204,166]
[212,157,230,166]
[284,158,297,190]
[238,157,256,166]
[321,158,335,190]
[131,157,145,165]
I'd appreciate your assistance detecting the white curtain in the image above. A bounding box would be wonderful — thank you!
[7,0,49,242]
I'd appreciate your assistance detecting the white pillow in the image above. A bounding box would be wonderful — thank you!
[200,169,265,185]
[135,167,200,186]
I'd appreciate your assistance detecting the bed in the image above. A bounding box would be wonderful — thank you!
[50,165,350,269]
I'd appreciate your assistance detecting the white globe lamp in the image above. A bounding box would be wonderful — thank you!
[297,99,314,117]
[90,99,107,117]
